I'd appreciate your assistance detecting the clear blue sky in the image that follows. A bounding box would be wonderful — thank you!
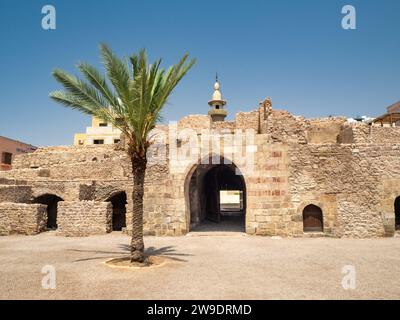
[0,0,399,146]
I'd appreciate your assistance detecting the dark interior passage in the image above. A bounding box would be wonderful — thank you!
[33,194,63,230]
[188,163,246,232]
[395,197,400,231]
[303,204,324,232]
[108,192,127,231]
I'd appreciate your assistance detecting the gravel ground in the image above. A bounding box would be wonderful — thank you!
[0,232,399,300]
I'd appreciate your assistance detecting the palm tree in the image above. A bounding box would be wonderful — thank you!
[50,44,195,262]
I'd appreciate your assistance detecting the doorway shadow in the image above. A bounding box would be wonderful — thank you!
[190,214,245,233]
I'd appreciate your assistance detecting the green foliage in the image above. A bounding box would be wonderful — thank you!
[50,44,195,157]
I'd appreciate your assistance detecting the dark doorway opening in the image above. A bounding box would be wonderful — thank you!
[395,197,400,231]
[108,192,127,231]
[303,204,324,232]
[33,194,63,230]
[188,162,246,232]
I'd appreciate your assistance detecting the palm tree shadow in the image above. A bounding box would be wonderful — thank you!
[70,244,192,263]
[120,244,192,262]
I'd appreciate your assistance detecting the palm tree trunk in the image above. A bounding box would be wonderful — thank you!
[130,153,147,263]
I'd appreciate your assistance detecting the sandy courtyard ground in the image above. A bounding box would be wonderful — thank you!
[0,232,399,299]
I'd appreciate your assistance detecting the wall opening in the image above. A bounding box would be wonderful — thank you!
[187,161,246,232]
[108,192,127,231]
[395,196,400,231]
[303,204,324,232]
[33,194,63,230]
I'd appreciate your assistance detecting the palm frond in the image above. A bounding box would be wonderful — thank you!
[50,44,195,157]
[49,91,98,116]
[77,62,118,107]
[99,43,131,107]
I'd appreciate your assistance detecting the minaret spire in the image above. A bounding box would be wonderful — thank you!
[208,74,227,122]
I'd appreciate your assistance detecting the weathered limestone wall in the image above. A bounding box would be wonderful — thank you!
[211,121,236,131]
[234,134,337,237]
[261,111,346,144]
[263,110,308,144]
[5,145,128,183]
[177,115,211,132]
[57,201,112,236]
[337,125,355,144]
[12,145,120,168]
[0,184,32,203]
[139,121,261,236]
[0,101,399,239]
[0,203,47,235]
[306,118,346,144]
[245,136,292,236]
[288,144,400,238]
[362,126,400,143]
[235,110,259,132]
[141,161,182,236]
[0,145,134,232]
[224,128,400,238]
[339,123,400,144]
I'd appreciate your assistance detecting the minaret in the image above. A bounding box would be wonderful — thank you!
[208,74,227,122]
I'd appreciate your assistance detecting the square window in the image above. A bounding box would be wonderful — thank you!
[1,152,12,165]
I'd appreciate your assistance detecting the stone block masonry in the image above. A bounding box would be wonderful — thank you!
[0,98,400,238]
[57,201,112,236]
[0,203,47,235]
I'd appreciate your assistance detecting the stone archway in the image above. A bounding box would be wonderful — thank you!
[33,194,63,230]
[186,159,246,232]
[107,192,127,231]
[395,196,400,231]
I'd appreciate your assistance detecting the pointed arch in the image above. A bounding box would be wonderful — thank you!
[184,154,246,232]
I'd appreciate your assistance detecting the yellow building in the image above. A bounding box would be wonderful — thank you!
[74,116,122,146]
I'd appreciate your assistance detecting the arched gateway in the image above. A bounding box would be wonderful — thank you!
[33,194,63,230]
[107,192,127,231]
[185,157,246,232]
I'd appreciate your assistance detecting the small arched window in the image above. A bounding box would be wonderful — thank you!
[395,196,400,231]
[303,204,323,232]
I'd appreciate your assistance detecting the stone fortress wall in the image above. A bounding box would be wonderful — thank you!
[0,98,400,238]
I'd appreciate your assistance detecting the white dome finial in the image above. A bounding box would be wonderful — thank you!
[214,73,220,90]
[211,73,222,100]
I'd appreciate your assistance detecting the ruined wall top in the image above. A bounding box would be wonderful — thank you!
[5,97,400,175]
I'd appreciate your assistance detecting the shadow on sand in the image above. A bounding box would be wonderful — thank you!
[69,244,192,263]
